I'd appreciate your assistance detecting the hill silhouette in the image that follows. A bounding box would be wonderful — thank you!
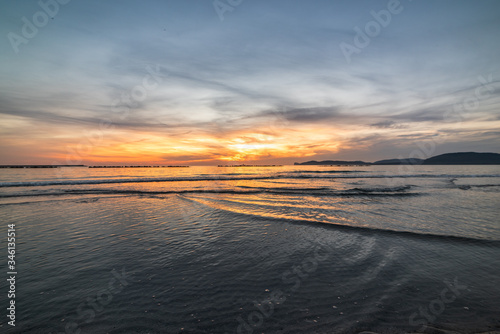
[422,152,500,165]
[295,152,500,165]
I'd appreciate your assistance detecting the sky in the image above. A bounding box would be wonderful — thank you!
[1,0,499,165]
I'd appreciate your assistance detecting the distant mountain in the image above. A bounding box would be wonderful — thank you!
[294,160,370,166]
[422,152,500,165]
[373,158,423,165]
[294,152,500,166]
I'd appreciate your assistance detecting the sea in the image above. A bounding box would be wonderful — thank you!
[1,165,499,334]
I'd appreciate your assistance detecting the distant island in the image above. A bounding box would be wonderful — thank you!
[0,165,86,168]
[421,152,500,165]
[2,152,500,169]
[294,160,370,166]
[89,165,189,168]
[372,158,424,165]
[295,152,500,165]
[0,165,189,168]
[218,164,283,167]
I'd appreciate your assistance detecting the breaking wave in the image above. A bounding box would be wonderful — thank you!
[0,173,499,188]
[0,185,420,199]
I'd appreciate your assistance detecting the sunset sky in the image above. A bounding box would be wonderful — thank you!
[1,0,499,165]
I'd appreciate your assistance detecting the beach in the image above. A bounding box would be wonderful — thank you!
[1,165,499,333]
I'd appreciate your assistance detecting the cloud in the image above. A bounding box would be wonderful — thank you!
[281,107,341,122]
[370,120,405,129]
[251,106,342,123]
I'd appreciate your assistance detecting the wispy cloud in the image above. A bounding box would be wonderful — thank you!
[1,0,500,164]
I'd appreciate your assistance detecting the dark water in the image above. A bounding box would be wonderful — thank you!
[1,165,499,333]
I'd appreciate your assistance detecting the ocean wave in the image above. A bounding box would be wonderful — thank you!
[238,185,415,194]
[0,173,499,188]
[180,196,500,244]
[0,176,270,187]
[237,185,332,191]
[280,170,368,174]
[346,185,412,193]
[458,184,500,190]
[0,186,420,199]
